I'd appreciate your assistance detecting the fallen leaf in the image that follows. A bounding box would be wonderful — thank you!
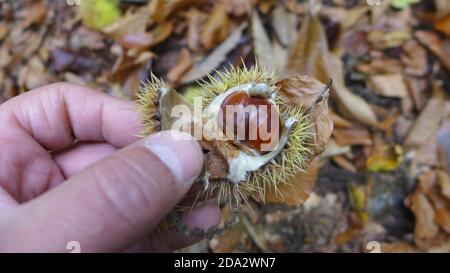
[322,139,351,159]
[185,8,207,51]
[333,128,373,146]
[252,10,275,72]
[21,1,48,29]
[331,111,353,128]
[401,40,428,76]
[277,75,334,159]
[415,31,450,73]
[434,14,450,37]
[367,74,408,98]
[167,48,193,83]
[406,190,439,240]
[366,145,403,172]
[181,23,247,84]
[272,5,297,47]
[437,170,450,200]
[0,22,9,41]
[380,242,417,253]
[201,1,230,49]
[333,155,357,173]
[404,76,427,111]
[103,3,151,39]
[286,15,330,83]
[355,58,403,75]
[119,32,154,49]
[403,96,445,149]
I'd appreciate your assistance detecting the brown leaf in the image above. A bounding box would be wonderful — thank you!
[367,74,408,98]
[380,242,417,253]
[185,8,207,51]
[0,22,9,41]
[415,30,450,73]
[252,10,275,72]
[406,190,439,240]
[276,75,333,158]
[333,128,373,146]
[272,5,297,47]
[103,4,151,40]
[276,75,328,110]
[286,15,330,83]
[355,58,403,75]
[401,40,428,77]
[21,1,47,29]
[119,32,154,49]
[403,96,445,149]
[181,23,247,84]
[404,76,427,111]
[200,2,230,50]
[167,48,194,83]
[434,14,450,37]
[329,55,378,126]
[150,21,174,46]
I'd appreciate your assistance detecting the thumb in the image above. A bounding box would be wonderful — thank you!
[0,131,204,252]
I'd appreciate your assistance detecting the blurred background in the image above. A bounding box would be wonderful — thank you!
[0,0,449,252]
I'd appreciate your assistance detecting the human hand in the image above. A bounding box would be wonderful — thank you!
[0,83,220,252]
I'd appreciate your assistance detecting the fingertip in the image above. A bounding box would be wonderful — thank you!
[144,131,204,188]
[182,201,221,231]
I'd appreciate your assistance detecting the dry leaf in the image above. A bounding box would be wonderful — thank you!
[167,48,193,83]
[404,76,427,111]
[0,22,9,42]
[401,40,428,76]
[380,242,417,253]
[403,96,445,148]
[103,4,151,40]
[355,58,403,75]
[119,32,153,49]
[406,190,439,240]
[276,75,329,110]
[201,1,230,49]
[22,1,48,29]
[367,74,408,98]
[277,75,333,158]
[272,6,297,47]
[252,10,275,72]
[185,8,207,51]
[333,128,373,146]
[366,145,403,172]
[415,30,450,73]
[286,15,329,83]
[331,55,378,126]
[434,14,450,37]
[181,23,247,84]
[322,139,351,159]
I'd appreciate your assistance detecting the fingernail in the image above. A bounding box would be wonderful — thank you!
[144,131,203,188]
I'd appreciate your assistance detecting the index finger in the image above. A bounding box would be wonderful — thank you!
[0,82,141,151]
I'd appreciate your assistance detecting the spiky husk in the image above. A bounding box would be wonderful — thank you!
[136,66,315,236]
[136,76,166,136]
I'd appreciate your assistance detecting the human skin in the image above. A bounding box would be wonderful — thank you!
[0,82,220,252]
